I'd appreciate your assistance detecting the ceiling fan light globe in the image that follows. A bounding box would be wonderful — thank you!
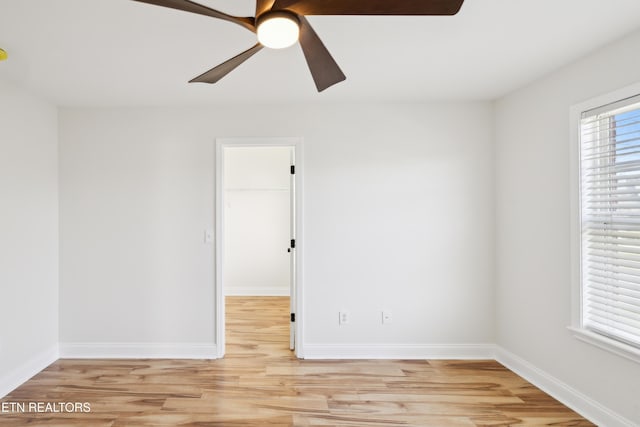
[257,15,299,49]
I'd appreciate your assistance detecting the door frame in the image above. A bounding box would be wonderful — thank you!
[215,137,304,358]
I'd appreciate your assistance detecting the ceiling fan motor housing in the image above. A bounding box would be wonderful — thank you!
[257,10,300,27]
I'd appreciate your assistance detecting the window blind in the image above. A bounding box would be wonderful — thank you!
[580,94,640,349]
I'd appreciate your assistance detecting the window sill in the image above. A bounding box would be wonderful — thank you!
[568,327,640,365]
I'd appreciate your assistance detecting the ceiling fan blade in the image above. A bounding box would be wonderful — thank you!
[132,0,256,31]
[272,0,464,16]
[189,44,264,84]
[255,0,276,18]
[297,16,345,92]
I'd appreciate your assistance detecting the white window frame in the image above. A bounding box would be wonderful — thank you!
[569,81,640,364]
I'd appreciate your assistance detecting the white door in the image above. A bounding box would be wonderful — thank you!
[289,152,296,350]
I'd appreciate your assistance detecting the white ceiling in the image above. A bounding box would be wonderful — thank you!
[1,0,640,107]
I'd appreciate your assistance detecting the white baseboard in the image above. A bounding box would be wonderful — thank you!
[0,344,59,399]
[59,342,218,359]
[302,343,496,360]
[495,347,636,427]
[225,287,289,296]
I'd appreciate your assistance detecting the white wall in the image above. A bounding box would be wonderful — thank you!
[495,29,640,424]
[0,78,59,396]
[302,104,494,350]
[224,147,291,296]
[58,102,495,355]
[58,110,216,353]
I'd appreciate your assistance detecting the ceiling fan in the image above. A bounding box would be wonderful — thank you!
[132,0,465,92]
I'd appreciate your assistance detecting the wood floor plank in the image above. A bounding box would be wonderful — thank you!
[0,296,594,426]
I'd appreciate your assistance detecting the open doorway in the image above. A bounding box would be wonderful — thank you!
[215,138,303,359]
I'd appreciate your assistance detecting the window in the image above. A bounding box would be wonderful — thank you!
[574,91,640,360]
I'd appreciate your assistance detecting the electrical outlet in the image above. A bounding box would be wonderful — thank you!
[339,311,349,325]
[382,311,392,324]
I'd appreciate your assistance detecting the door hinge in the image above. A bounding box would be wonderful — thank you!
[290,239,296,249]
[290,313,296,322]
[290,165,295,175]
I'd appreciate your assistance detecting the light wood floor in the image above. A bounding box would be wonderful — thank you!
[0,296,593,426]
